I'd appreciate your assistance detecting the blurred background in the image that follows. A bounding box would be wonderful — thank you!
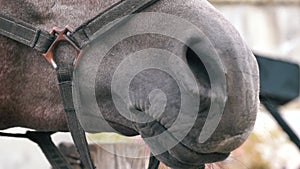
[212,1,300,168]
[0,0,300,168]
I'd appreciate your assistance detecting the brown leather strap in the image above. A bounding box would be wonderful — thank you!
[0,13,54,53]
[70,0,160,48]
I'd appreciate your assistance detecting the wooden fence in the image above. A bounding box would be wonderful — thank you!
[58,143,169,169]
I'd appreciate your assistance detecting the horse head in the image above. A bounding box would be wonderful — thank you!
[0,0,259,168]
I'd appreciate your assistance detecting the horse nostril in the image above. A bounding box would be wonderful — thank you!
[147,89,167,120]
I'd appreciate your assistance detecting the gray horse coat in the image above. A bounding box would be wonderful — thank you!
[0,0,259,168]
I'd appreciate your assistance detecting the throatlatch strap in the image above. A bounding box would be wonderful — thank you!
[0,13,54,53]
[0,131,72,169]
[57,64,95,169]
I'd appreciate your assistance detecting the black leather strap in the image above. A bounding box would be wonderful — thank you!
[148,154,160,169]
[26,132,73,169]
[0,0,159,52]
[0,13,54,53]
[0,131,72,169]
[57,64,95,169]
[70,0,159,48]
[1,1,160,169]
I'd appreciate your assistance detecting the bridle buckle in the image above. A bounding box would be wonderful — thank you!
[42,26,81,69]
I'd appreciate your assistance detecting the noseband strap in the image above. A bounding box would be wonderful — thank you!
[69,0,161,48]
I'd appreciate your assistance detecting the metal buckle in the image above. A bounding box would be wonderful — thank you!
[42,26,81,69]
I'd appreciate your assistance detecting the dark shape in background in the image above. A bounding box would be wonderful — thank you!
[255,54,300,150]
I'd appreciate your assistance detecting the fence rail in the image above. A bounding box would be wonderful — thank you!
[58,143,151,169]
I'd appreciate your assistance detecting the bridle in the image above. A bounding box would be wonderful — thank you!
[0,0,160,169]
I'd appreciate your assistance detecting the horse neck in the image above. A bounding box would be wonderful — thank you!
[0,0,123,130]
[0,0,120,29]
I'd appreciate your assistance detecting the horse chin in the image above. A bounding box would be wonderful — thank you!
[198,152,230,164]
[155,150,230,169]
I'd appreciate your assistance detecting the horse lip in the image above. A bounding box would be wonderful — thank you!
[164,151,230,167]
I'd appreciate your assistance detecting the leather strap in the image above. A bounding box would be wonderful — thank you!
[57,1,160,168]
[57,63,95,169]
[1,1,160,169]
[0,0,159,52]
[26,132,73,169]
[0,13,54,53]
[70,0,160,48]
[148,154,160,169]
[0,131,72,169]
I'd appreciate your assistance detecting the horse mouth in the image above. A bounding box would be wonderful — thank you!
[155,150,230,169]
